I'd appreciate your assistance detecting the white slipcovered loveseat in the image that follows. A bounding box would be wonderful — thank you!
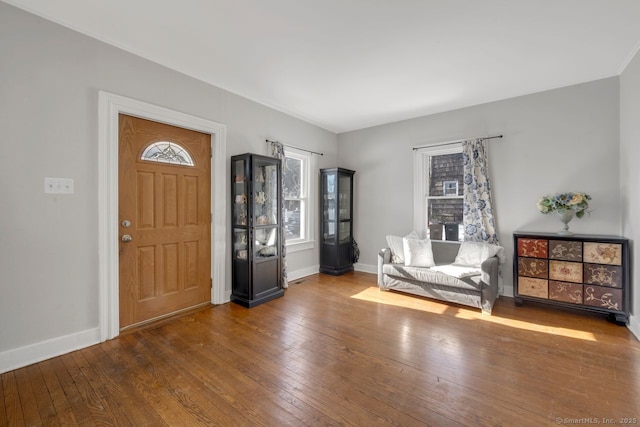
[378,234,504,314]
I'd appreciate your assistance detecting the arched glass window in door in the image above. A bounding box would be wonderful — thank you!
[140,141,195,166]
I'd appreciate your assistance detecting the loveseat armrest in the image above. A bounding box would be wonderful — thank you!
[480,256,499,314]
[378,248,391,287]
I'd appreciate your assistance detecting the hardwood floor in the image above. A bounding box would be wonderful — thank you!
[2,271,639,426]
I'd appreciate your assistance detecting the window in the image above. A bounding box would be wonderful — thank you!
[140,141,194,166]
[443,180,458,196]
[283,148,315,251]
[413,145,464,241]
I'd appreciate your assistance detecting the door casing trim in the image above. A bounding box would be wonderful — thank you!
[98,91,227,341]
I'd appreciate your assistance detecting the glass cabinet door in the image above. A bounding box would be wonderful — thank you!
[338,174,351,221]
[232,159,248,226]
[253,159,279,226]
[322,173,336,244]
[233,228,248,261]
[254,227,278,259]
[339,222,351,244]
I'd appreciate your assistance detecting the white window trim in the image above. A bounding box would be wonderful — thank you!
[284,147,316,252]
[413,143,462,238]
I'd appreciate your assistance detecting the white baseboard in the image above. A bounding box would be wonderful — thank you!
[288,265,319,282]
[354,263,376,274]
[0,327,101,374]
[628,314,640,340]
[502,285,514,298]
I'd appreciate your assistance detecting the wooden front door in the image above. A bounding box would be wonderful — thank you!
[118,114,211,329]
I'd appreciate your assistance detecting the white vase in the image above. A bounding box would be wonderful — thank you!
[556,210,575,235]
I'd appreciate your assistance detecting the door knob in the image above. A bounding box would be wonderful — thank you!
[121,234,132,242]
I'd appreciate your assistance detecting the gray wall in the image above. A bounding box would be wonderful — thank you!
[620,48,640,336]
[0,3,337,354]
[338,78,622,296]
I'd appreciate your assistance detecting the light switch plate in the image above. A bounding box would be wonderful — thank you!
[44,177,74,194]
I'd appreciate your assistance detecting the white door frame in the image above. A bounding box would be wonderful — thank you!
[98,91,227,341]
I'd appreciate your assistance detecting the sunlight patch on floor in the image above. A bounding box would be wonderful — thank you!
[350,287,448,315]
[351,287,597,341]
[453,309,597,341]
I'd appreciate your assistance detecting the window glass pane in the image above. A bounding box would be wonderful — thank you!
[429,153,463,196]
[284,157,302,198]
[443,181,458,196]
[140,141,195,166]
[427,198,463,241]
[284,200,301,240]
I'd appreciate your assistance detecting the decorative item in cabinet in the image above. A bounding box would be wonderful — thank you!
[230,153,284,308]
[320,167,355,275]
[513,232,629,325]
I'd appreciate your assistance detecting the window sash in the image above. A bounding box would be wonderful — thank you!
[413,143,463,239]
[283,148,315,250]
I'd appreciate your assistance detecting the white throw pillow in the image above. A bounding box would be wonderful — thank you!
[386,231,419,264]
[454,241,502,267]
[403,238,435,268]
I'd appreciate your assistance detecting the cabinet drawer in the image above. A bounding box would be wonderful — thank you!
[549,281,583,304]
[583,242,622,265]
[549,240,582,261]
[518,277,548,298]
[584,286,622,311]
[549,260,583,283]
[517,238,548,258]
[583,263,623,288]
[518,257,548,278]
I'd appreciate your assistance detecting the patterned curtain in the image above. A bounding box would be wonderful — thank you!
[462,138,498,244]
[269,141,288,289]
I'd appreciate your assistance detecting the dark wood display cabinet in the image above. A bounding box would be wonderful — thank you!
[513,231,630,324]
[320,168,355,275]
[230,153,284,307]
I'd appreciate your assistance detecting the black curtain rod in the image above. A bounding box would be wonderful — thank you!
[412,134,503,151]
[266,139,324,156]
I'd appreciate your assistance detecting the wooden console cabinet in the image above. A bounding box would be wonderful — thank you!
[513,231,629,324]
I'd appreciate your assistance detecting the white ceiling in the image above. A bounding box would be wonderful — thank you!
[5,0,640,133]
